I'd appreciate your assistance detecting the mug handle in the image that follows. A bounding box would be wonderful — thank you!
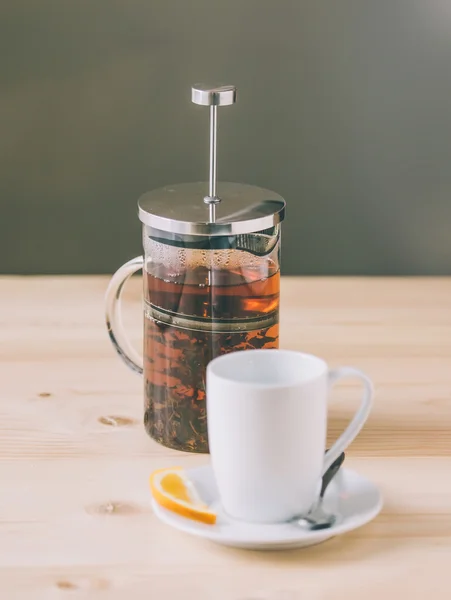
[105,256,144,375]
[322,367,373,475]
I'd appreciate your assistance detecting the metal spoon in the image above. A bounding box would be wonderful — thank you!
[297,451,346,531]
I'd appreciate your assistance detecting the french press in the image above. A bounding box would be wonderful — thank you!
[105,84,286,453]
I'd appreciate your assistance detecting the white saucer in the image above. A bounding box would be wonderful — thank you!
[151,465,383,550]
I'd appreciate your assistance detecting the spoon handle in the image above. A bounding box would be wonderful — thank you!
[321,451,345,498]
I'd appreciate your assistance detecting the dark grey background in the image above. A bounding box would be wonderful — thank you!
[1,0,450,275]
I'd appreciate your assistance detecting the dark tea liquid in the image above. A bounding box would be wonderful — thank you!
[143,263,280,452]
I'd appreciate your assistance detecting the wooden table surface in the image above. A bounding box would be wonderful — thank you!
[1,276,450,599]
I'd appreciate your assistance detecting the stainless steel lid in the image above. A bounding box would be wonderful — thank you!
[137,84,286,237]
[138,181,285,236]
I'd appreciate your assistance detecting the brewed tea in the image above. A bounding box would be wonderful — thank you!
[144,264,280,452]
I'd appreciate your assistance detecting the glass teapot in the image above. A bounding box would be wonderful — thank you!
[105,85,286,453]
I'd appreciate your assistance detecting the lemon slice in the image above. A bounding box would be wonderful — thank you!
[150,467,217,525]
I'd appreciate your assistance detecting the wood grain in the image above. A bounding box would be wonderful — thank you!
[1,276,450,599]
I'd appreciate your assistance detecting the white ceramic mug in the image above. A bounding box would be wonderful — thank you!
[206,349,373,523]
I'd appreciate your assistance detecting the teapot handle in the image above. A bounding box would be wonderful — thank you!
[105,256,144,375]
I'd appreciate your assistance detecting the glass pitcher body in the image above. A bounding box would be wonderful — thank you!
[143,226,280,451]
[106,224,281,453]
